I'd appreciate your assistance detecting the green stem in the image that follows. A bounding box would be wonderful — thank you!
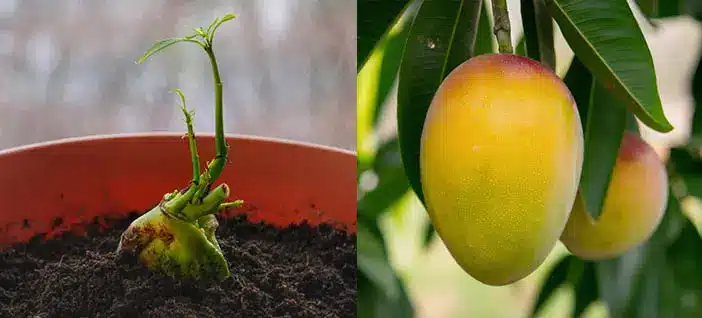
[204,46,228,183]
[179,183,231,221]
[175,89,201,184]
[219,200,244,210]
[162,186,198,218]
[491,0,514,54]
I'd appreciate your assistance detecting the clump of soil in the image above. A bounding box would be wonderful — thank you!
[0,213,356,317]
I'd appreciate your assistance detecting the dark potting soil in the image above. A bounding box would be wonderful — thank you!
[0,213,356,318]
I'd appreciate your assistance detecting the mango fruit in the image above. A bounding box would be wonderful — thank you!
[560,132,668,260]
[420,54,583,286]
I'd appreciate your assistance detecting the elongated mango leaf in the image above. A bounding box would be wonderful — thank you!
[515,37,527,56]
[563,57,592,129]
[357,0,419,145]
[636,0,659,18]
[521,0,556,69]
[596,190,686,318]
[358,0,411,70]
[573,262,599,317]
[475,4,495,56]
[689,47,702,146]
[397,0,484,202]
[668,147,702,199]
[546,0,673,132]
[579,81,628,219]
[531,255,574,316]
[658,0,682,18]
[358,138,411,219]
[357,216,415,318]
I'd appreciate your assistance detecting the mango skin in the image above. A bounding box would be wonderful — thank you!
[560,132,668,260]
[420,54,584,286]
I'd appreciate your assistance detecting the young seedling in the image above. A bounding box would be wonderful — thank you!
[116,14,243,282]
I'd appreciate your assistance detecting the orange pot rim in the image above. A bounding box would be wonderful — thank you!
[0,132,356,158]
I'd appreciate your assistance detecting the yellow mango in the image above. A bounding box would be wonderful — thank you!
[561,132,668,260]
[420,54,583,285]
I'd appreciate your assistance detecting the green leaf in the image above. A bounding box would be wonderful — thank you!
[370,3,419,127]
[546,0,673,133]
[596,243,647,317]
[563,57,593,130]
[136,37,200,64]
[358,0,412,70]
[596,191,687,317]
[572,262,599,318]
[531,255,573,316]
[689,47,702,146]
[357,218,400,300]
[357,216,415,318]
[474,4,495,56]
[636,0,659,18]
[658,0,682,18]
[521,0,556,69]
[358,138,411,219]
[668,147,702,198]
[358,271,415,318]
[579,81,628,219]
[515,37,527,56]
[683,0,702,21]
[397,0,484,202]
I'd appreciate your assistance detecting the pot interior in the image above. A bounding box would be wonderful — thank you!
[0,134,357,246]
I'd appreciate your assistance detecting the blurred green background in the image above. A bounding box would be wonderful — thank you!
[357,0,702,317]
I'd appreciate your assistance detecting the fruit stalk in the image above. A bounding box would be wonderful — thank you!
[116,14,242,282]
[491,0,514,54]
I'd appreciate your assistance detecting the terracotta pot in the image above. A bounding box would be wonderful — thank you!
[0,133,357,247]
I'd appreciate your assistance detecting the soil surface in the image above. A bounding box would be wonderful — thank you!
[0,213,356,317]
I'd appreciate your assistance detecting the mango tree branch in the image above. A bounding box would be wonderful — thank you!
[491,0,514,54]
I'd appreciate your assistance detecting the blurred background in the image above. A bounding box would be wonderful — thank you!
[358,0,702,317]
[0,0,356,151]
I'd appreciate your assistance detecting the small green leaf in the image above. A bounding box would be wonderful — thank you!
[397,0,484,203]
[521,0,556,69]
[194,27,207,37]
[531,255,573,316]
[546,0,673,132]
[206,17,221,35]
[136,37,198,64]
[579,81,627,219]
[207,13,236,42]
[358,0,412,70]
